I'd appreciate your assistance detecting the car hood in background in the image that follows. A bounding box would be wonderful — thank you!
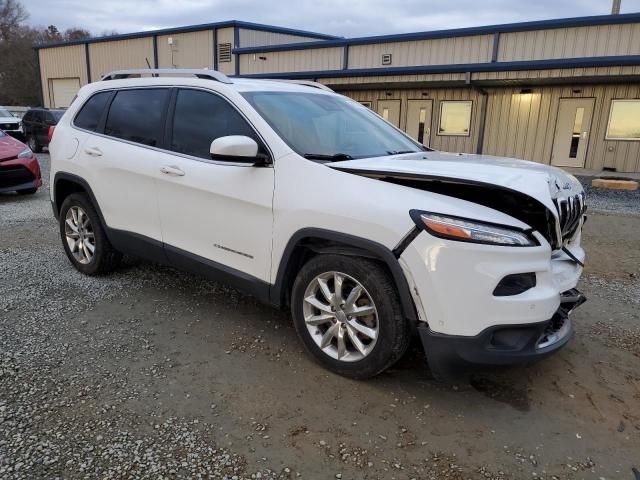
[0,133,28,161]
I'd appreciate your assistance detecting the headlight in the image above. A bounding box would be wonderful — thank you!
[410,211,538,247]
[17,148,33,159]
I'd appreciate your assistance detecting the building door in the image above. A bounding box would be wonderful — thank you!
[551,98,594,168]
[377,100,401,127]
[49,78,81,108]
[406,100,433,147]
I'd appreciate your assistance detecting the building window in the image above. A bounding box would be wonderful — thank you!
[359,101,372,109]
[438,100,472,136]
[606,99,640,140]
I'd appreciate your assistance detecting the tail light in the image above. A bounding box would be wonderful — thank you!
[47,126,55,142]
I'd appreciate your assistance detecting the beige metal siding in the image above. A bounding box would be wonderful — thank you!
[157,30,213,69]
[342,88,482,153]
[348,35,493,69]
[323,72,468,86]
[498,23,640,61]
[238,28,321,47]
[239,47,344,74]
[216,28,236,75]
[482,85,640,172]
[89,37,154,81]
[38,45,88,108]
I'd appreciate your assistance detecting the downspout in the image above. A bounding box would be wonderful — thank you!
[33,47,44,107]
[475,87,489,154]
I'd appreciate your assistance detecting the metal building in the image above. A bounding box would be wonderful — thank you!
[35,13,640,172]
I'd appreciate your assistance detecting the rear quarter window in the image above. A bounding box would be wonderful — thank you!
[74,92,112,132]
[104,89,169,147]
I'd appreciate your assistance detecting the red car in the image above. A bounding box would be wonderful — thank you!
[0,129,42,195]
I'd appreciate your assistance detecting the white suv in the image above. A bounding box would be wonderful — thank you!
[50,69,586,380]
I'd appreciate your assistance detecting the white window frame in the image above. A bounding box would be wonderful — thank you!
[359,101,372,109]
[437,100,473,137]
[605,99,640,141]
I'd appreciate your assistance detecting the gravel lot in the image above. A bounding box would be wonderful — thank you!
[1,154,639,479]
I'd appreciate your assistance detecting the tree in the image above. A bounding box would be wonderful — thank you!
[0,0,27,41]
[64,27,91,41]
[0,0,94,106]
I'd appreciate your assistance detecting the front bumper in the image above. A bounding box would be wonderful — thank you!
[419,289,586,381]
[0,156,42,193]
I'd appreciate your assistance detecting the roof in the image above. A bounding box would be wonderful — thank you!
[233,12,640,54]
[33,19,342,49]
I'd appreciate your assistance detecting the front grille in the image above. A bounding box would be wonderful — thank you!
[553,192,586,243]
[0,123,19,130]
[0,165,34,189]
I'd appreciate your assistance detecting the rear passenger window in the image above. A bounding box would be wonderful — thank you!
[75,92,111,131]
[170,89,258,159]
[105,89,168,147]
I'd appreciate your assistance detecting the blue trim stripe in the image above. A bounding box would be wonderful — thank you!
[236,55,640,80]
[232,12,640,54]
[34,20,341,49]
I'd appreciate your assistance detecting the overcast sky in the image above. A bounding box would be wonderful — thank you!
[21,0,640,38]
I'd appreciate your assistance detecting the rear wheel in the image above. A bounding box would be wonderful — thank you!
[27,135,42,153]
[291,254,410,379]
[59,193,121,275]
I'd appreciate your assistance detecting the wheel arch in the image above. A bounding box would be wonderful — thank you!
[53,172,106,227]
[271,228,418,323]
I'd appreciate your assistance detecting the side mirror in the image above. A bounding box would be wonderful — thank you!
[210,135,271,166]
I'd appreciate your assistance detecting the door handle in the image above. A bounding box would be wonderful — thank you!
[160,165,185,177]
[84,146,103,157]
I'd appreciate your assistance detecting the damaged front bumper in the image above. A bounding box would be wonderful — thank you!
[419,289,586,382]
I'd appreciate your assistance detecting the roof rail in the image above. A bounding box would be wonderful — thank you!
[101,69,233,84]
[265,79,334,92]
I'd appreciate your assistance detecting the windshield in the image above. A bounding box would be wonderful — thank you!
[241,91,425,160]
[0,108,15,118]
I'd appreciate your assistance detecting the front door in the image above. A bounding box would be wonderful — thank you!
[405,100,433,147]
[551,98,594,168]
[377,100,401,128]
[155,88,274,284]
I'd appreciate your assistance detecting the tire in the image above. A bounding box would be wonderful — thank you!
[17,187,38,195]
[291,254,411,379]
[27,135,42,153]
[59,193,122,275]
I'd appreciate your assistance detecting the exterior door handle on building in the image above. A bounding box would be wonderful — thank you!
[160,165,185,177]
[84,146,102,157]
[582,131,588,139]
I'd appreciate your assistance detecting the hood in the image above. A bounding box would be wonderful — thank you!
[0,133,28,161]
[328,151,586,249]
[328,151,582,213]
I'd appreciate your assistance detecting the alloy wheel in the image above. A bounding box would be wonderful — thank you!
[64,206,96,264]
[303,271,379,362]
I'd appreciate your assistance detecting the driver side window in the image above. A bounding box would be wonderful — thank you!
[170,89,259,160]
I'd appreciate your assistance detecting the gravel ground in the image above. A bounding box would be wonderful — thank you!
[1,155,639,479]
[577,176,640,216]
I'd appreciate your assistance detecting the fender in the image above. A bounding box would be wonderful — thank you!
[270,228,418,323]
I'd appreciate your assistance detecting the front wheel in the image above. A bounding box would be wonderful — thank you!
[291,254,410,379]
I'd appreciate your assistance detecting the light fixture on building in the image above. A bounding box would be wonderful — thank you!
[385,92,393,96]
[520,88,533,95]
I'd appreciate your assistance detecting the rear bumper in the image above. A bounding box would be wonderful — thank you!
[420,289,586,381]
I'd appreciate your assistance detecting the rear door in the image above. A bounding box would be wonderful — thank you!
[74,88,169,249]
[155,87,274,285]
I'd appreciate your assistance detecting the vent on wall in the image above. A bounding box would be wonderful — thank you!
[218,43,232,63]
[381,53,392,65]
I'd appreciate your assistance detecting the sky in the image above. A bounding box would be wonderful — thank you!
[21,0,640,38]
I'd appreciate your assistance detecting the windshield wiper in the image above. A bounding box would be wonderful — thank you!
[386,149,420,155]
[303,153,353,161]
